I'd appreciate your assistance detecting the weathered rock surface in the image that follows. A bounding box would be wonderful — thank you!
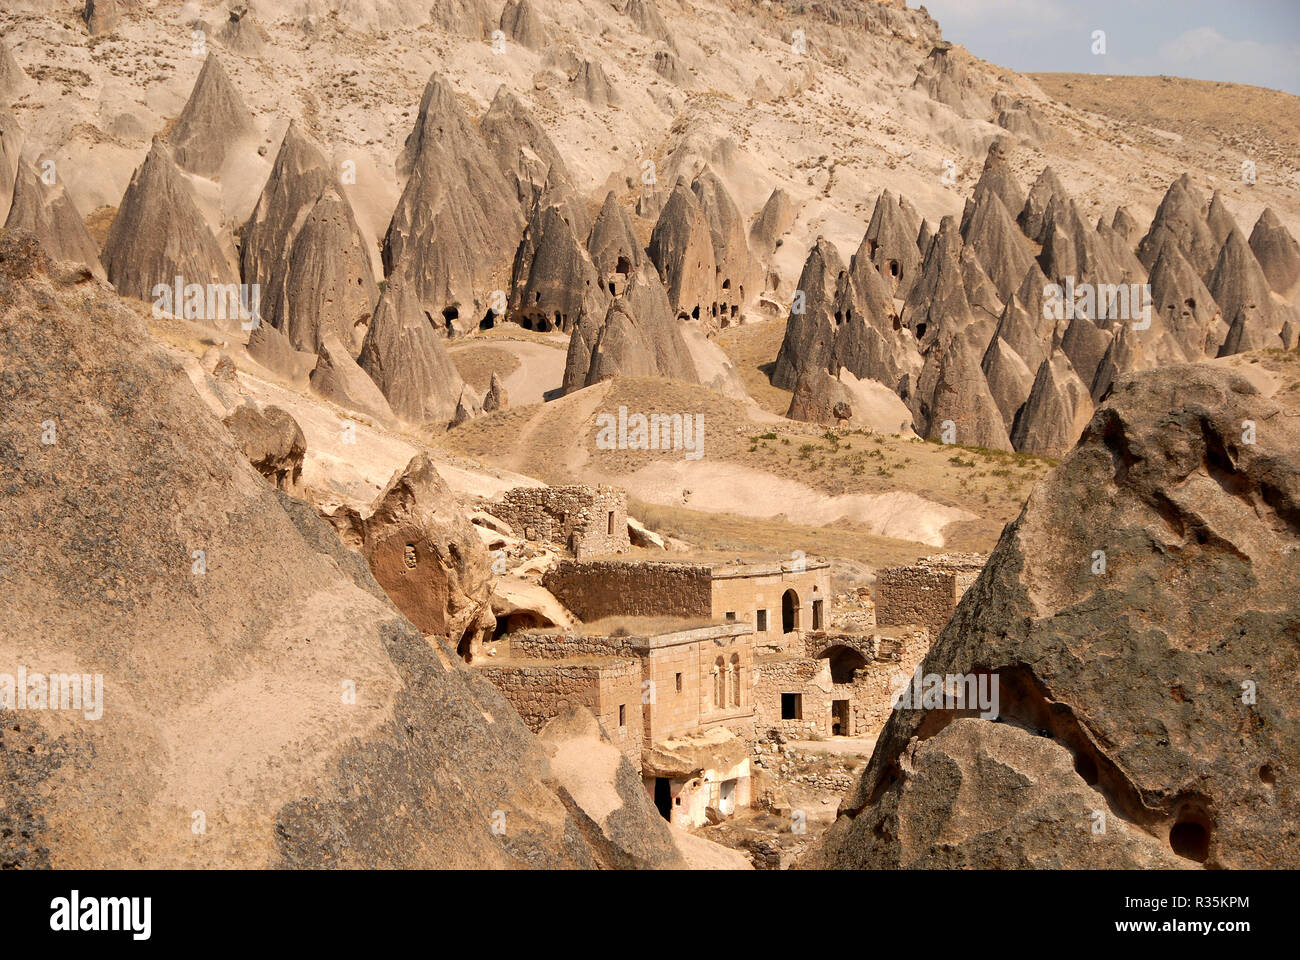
[4,158,104,279]
[383,73,524,337]
[0,234,657,868]
[222,402,306,493]
[326,454,496,657]
[808,362,1300,869]
[537,708,685,868]
[356,271,464,428]
[168,54,256,177]
[308,335,397,425]
[242,122,378,355]
[101,138,238,307]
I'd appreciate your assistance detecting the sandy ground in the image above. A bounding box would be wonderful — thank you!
[612,459,977,547]
[238,370,542,506]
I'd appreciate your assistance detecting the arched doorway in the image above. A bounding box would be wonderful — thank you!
[781,589,800,633]
[819,645,869,685]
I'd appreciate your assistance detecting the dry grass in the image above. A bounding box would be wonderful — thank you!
[440,374,1056,529]
[575,614,725,637]
[1031,73,1300,177]
[630,499,938,568]
[449,344,522,393]
[714,317,793,415]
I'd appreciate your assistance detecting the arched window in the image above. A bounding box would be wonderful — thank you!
[713,657,725,709]
[729,654,741,707]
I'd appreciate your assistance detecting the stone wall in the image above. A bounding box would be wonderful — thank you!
[847,626,931,738]
[507,629,638,661]
[710,561,832,640]
[752,626,932,740]
[477,658,643,764]
[753,656,832,739]
[875,553,986,637]
[643,625,755,743]
[541,559,714,622]
[489,485,630,558]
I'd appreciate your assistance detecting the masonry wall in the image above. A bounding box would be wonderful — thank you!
[508,629,638,660]
[490,485,630,558]
[478,659,643,765]
[752,626,932,740]
[753,656,832,739]
[876,555,986,637]
[644,630,755,743]
[541,560,714,622]
[710,563,832,640]
[846,627,932,738]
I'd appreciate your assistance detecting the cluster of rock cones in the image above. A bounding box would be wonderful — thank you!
[775,137,1300,457]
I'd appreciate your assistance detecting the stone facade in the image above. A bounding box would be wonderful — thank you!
[637,623,755,743]
[478,657,643,765]
[875,553,986,637]
[541,557,832,635]
[541,560,713,621]
[752,625,932,742]
[489,484,630,558]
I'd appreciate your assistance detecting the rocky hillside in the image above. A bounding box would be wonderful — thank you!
[0,234,681,868]
[804,355,1300,869]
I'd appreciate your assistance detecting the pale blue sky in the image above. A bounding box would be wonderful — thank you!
[914,0,1300,95]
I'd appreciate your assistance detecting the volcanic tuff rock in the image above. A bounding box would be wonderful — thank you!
[537,707,686,869]
[500,0,548,50]
[961,187,1034,304]
[588,190,649,280]
[82,0,121,36]
[572,59,619,109]
[648,180,717,322]
[271,187,378,355]
[326,454,495,655]
[1137,174,1220,276]
[749,187,797,263]
[483,371,507,412]
[242,121,376,354]
[862,189,923,301]
[564,270,696,394]
[168,54,256,177]
[481,88,590,239]
[1249,208,1300,299]
[912,42,989,118]
[693,169,760,314]
[4,159,104,280]
[217,5,269,57]
[509,193,609,333]
[100,138,238,307]
[383,72,524,337]
[808,362,1300,869]
[1147,240,1226,360]
[0,234,659,868]
[651,47,691,87]
[1208,226,1285,354]
[771,237,844,391]
[0,38,31,103]
[308,334,398,426]
[625,0,674,46]
[356,271,465,428]
[0,111,21,225]
[1018,165,1067,244]
[1008,350,1094,458]
[430,0,494,38]
[222,402,307,493]
[910,325,1011,450]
